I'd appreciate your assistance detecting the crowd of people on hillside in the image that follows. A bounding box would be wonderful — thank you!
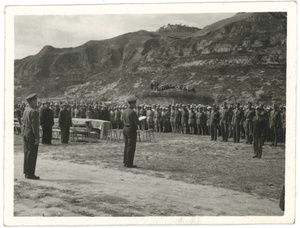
[150,80,196,92]
[14,100,286,149]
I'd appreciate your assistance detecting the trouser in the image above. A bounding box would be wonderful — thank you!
[42,125,52,144]
[221,121,228,141]
[123,129,137,166]
[207,125,211,135]
[23,129,39,176]
[189,124,195,134]
[283,127,286,144]
[182,122,188,134]
[270,125,279,146]
[154,120,158,132]
[171,121,175,133]
[197,124,201,135]
[174,122,179,133]
[244,120,253,143]
[147,120,154,130]
[211,122,218,140]
[253,136,263,158]
[61,125,70,143]
[233,123,241,142]
[140,120,146,130]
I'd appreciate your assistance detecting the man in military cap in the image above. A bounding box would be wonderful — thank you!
[269,103,282,147]
[122,96,140,168]
[244,101,255,144]
[232,103,244,143]
[252,106,265,158]
[40,101,54,145]
[58,103,73,144]
[22,93,40,179]
[220,102,230,142]
[210,105,220,141]
[14,104,22,134]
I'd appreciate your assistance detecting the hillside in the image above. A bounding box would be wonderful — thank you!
[14,12,287,105]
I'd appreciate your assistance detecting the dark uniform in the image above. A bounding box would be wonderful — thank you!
[220,103,230,142]
[253,107,265,158]
[23,93,40,179]
[14,104,23,134]
[40,103,54,144]
[122,96,140,168]
[58,104,72,143]
[232,103,244,143]
[269,104,282,147]
[210,106,220,141]
[244,102,255,144]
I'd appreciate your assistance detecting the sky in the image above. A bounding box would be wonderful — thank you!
[14,13,236,60]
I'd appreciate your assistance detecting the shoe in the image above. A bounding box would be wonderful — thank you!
[126,165,138,168]
[25,175,40,180]
[252,155,258,158]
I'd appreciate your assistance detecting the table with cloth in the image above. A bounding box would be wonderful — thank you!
[54,118,111,140]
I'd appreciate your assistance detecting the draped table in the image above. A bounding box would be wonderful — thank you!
[54,118,111,140]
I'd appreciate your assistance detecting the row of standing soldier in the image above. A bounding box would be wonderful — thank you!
[15,100,285,147]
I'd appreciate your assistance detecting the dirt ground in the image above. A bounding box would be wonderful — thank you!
[14,132,285,217]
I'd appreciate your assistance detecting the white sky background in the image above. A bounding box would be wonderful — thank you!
[14,13,236,60]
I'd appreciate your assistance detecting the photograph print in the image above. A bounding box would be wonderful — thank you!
[5,2,297,226]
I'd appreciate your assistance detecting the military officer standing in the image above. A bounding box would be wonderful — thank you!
[269,103,282,147]
[220,102,230,142]
[122,96,140,168]
[210,105,220,141]
[232,103,244,143]
[243,101,255,144]
[58,103,73,144]
[252,106,265,158]
[23,93,40,180]
[40,101,54,145]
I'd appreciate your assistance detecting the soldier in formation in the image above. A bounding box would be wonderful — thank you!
[15,99,286,150]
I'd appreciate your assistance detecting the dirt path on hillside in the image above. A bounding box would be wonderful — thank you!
[14,152,283,217]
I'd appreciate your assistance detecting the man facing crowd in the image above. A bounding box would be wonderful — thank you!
[122,96,140,168]
[23,93,40,180]
[58,103,72,144]
[40,101,54,145]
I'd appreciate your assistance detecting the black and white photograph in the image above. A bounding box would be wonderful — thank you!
[3,1,297,226]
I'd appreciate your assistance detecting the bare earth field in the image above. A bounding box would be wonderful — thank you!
[14,133,285,217]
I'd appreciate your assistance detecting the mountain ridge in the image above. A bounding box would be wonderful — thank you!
[14,12,286,105]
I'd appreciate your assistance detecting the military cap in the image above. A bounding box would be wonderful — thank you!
[63,102,69,106]
[25,93,37,101]
[127,96,137,103]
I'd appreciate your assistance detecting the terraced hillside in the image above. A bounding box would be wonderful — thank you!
[14,12,286,105]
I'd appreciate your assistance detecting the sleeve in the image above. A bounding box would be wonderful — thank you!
[58,110,62,127]
[40,109,44,126]
[69,112,73,126]
[31,110,40,140]
[132,111,140,128]
[51,110,54,126]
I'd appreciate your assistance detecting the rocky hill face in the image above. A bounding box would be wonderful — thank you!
[14,12,287,105]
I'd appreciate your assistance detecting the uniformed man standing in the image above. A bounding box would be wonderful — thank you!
[40,101,54,145]
[23,93,40,180]
[220,102,230,142]
[210,105,220,141]
[58,103,73,144]
[232,103,244,143]
[252,106,265,158]
[122,96,140,168]
[269,103,282,147]
[244,101,255,144]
